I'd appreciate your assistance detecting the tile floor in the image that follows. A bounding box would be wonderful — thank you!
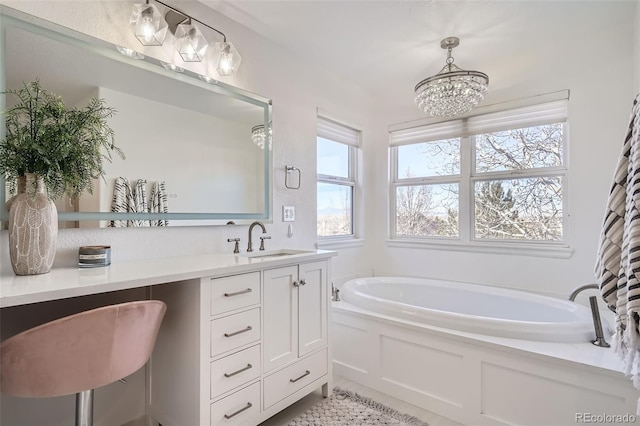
[259,376,464,426]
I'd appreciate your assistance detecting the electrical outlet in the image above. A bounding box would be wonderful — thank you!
[283,206,295,222]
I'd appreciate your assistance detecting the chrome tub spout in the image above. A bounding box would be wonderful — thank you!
[568,283,610,348]
[568,283,599,301]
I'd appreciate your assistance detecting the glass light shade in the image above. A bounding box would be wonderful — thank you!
[214,42,242,76]
[414,63,489,118]
[199,74,217,84]
[175,23,208,62]
[251,124,272,150]
[130,3,168,46]
[116,45,145,60]
[160,61,184,73]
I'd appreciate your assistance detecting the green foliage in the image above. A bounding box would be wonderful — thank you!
[0,80,124,200]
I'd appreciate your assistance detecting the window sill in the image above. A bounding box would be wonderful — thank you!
[385,238,574,259]
[316,238,365,250]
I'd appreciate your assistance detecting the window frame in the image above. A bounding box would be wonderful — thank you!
[316,114,361,241]
[388,93,571,255]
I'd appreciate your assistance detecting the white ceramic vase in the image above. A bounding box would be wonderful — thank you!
[8,173,58,275]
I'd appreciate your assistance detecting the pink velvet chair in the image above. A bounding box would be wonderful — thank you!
[0,300,167,426]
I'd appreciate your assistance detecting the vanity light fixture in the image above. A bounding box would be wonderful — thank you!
[215,42,242,76]
[251,123,272,150]
[414,37,489,118]
[174,20,208,62]
[130,0,241,75]
[130,1,168,46]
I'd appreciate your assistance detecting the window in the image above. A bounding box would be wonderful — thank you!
[317,116,359,237]
[390,94,568,248]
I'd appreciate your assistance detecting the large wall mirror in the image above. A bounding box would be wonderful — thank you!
[0,7,272,227]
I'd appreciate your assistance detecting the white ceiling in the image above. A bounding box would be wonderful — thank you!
[200,0,637,116]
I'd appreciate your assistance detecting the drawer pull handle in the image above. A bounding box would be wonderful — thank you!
[223,402,252,419]
[224,363,253,378]
[224,326,252,338]
[289,370,311,383]
[293,281,299,287]
[299,279,307,286]
[224,288,252,297]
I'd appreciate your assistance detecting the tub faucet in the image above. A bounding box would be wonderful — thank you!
[568,283,599,302]
[568,283,610,348]
[247,221,266,252]
[331,283,341,302]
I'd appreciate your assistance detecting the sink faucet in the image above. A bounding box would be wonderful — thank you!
[568,283,610,348]
[247,221,266,252]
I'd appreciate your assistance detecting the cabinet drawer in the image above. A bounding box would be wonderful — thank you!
[211,309,261,357]
[263,348,328,409]
[210,382,260,426]
[210,272,261,316]
[211,345,261,399]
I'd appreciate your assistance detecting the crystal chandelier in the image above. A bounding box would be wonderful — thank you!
[251,123,272,150]
[414,37,489,118]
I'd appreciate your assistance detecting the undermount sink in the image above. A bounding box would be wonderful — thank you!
[240,249,313,259]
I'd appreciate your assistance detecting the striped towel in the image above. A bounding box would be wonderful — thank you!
[131,179,150,227]
[110,177,132,227]
[595,94,640,396]
[149,181,169,227]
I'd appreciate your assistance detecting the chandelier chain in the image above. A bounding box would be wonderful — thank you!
[446,48,454,66]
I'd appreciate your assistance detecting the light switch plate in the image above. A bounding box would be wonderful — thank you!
[283,205,295,222]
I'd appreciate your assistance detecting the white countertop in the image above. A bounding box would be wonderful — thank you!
[0,249,336,308]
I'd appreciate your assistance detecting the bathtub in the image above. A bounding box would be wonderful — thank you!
[333,276,637,426]
[340,276,603,342]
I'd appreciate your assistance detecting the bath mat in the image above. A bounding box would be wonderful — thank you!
[287,386,429,426]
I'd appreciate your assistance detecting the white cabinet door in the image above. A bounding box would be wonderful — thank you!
[298,261,328,357]
[263,265,298,372]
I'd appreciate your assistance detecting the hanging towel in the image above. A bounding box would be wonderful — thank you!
[131,179,149,227]
[595,94,640,401]
[110,177,132,227]
[149,181,169,227]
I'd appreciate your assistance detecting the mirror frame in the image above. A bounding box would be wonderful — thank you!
[0,6,273,226]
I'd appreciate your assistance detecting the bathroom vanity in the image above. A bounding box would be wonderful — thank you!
[0,249,335,426]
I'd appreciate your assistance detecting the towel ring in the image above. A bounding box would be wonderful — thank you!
[285,166,301,189]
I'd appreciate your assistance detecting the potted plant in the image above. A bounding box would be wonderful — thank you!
[0,80,124,275]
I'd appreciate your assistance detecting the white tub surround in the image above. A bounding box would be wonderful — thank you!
[333,300,638,426]
[0,249,335,426]
[341,277,601,342]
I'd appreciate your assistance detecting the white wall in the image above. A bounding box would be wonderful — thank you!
[0,1,374,281]
[365,1,638,299]
[0,1,374,425]
[4,1,633,298]
[1,0,638,424]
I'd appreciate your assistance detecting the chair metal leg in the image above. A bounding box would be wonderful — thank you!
[75,389,94,426]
